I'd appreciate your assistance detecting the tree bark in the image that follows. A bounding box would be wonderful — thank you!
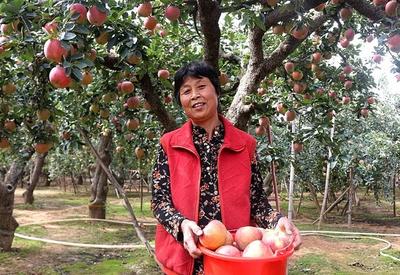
[0,147,34,251]
[22,153,47,204]
[140,73,178,133]
[89,133,112,219]
[197,0,221,70]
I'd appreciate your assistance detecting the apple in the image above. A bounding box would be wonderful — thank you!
[276,102,286,114]
[285,110,296,122]
[387,34,400,53]
[291,71,303,80]
[144,16,157,30]
[158,69,170,79]
[0,137,10,149]
[120,81,134,94]
[372,54,382,63]
[367,97,375,104]
[344,80,353,90]
[137,2,152,17]
[235,226,263,250]
[342,96,351,104]
[344,28,355,41]
[292,142,303,153]
[360,108,369,118]
[340,38,350,48]
[385,0,398,17]
[37,109,51,121]
[342,65,352,75]
[291,25,308,40]
[340,7,353,21]
[43,20,58,34]
[126,118,140,130]
[242,240,273,258]
[44,39,66,63]
[81,71,93,86]
[126,96,141,109]
[215,245,241,257]
[70,3,87,24]
[312,52,322,63]
[165,5,181,21]
[4,120,16,132]
[87,6,107,26]
[199,220,228,250]
[2,83,16,95]
[49,65,71,88]
[284,62,295,73]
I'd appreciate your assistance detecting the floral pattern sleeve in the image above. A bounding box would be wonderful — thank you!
[151,145,185,241]
[250,152,283,229]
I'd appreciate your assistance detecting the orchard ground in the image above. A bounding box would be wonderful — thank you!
[1,186,399,275]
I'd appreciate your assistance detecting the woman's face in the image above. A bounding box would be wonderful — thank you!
[179,76,219,125]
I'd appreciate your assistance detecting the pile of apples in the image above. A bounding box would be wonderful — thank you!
[199,220,292,258]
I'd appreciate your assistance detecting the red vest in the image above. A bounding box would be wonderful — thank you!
[155,116,256,275]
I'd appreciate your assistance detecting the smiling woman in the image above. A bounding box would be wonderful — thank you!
[151,61,301,275]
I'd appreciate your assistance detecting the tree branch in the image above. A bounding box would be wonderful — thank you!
[140,74,178,133]
[197,0,221,70]
[345,0,386,22]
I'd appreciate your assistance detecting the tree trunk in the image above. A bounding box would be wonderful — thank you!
[288,121,296,221]
[0,148,34,251]
[89,133,112,219]
[308,182,321,210]
[347,167,354,227]
[22,153,47,204]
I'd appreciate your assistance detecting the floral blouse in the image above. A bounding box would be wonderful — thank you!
[151,124,282,275]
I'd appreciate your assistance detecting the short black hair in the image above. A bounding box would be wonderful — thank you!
[174,61,221,106]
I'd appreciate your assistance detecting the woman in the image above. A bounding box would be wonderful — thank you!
[151,61,301,275]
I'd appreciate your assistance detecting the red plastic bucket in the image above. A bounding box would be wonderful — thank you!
[199,237,294,275]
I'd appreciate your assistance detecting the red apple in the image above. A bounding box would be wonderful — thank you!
[144,16,157,30]
[199,220,228,250]
[372,54,382,63]
[235,226,263,250]
[387,34,400,53]
[344,28,355,41]
[137,2,152,17]
[49,65,71,88]
[342,65,352,75]
[342,96,351,104]
[70,3,87,24]
[44,39,66,63]
[284,62,295,73]
[43,20,58,34]
[215,245,241,257]
[242,240,273,258]
[165,5,180,21]
[158,69,170,79]
[385,0,398,17]
[344,80,353,90]
[87,6,107,26]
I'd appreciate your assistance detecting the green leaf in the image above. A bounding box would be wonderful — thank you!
[71,68,83,81]
[61,32,76,41]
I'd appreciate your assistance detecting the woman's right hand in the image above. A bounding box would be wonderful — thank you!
[180,219,203,258]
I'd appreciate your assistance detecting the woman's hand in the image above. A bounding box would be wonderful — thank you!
[180,219,203,258]
[276,217,302,250]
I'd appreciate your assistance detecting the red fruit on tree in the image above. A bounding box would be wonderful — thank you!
[312,52,322,63]
[285,110,296,122]
[126,118,140,130]
[385,0,398,17]
[81,71,93,86]
[291,71,303,80]
[276,102,286,113]
[284,62,295,73]
[339,7,353,21]
[44,39,66,63]
[314,3,325,11]
[127,96,141,109]
[342,65,352,75]
[372,54,382,63]
[342,96,351,104]
[396,73,400,82]
[69,3,87,24]
[158,69,170,79]
[259,116,270,127]
[344,28,355,41]
[291,25,308,40]
[120,81,135,93]
[0,137,10,149]
[367,97,375,104]
[366,35,374,42]
[292,142,303,153]
[164,94,173,104]
[137,2,152,17]
[344,80,353,90]
[43,20,58,34]
[4,120,16,133]
[144,16,157,30]
[49,65,71,88]
[2,83,16,95]
[360,108,369,118]
[387,34,400,53]
[165,5,181,21]
[87,6,107,26]
[340,38,350,48]
[328,91,337,98]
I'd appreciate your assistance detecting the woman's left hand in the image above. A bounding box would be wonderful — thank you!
[276,217,302,250]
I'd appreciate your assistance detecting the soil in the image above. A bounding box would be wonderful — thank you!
[1,188,400,274]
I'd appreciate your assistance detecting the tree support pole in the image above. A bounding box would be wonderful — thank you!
[77,126,155,258]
